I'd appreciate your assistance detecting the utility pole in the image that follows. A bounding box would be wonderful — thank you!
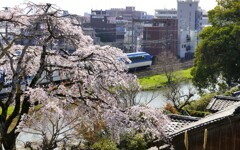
[132,18,134,52]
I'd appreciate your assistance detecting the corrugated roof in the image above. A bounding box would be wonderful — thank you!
[170,102,240,138]
[164,114,200,136]
[206,95,240,112]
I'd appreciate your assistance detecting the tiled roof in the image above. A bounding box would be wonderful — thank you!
[206,95,240,112]
[170,102,240,138]
[164,114,200,136]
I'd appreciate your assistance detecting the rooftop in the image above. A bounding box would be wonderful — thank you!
[206,95,240,112]
[164,114,200,136]
[170,101,240,138]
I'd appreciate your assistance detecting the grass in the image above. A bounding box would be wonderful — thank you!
[138,68,193,90]
[0,106,18,132]
[0,105,15,116]
[0,104,42,133]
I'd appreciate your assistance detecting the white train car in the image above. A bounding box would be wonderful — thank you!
[126,52,152,70]
[0,69,65,95]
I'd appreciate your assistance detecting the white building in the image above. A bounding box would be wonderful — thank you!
[155,8,177,19]
[177,0,201,59]
[200,10,211,29]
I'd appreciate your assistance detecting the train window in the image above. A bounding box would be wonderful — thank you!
[129,55,147,63]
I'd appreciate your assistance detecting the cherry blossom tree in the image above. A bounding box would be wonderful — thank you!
[0,2,168,149]
[104,105,169,148]
[17,97,103,149]
[0,3,125,149]
[156,51,179,85]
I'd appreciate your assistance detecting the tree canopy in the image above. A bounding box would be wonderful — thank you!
[191,0,240,90]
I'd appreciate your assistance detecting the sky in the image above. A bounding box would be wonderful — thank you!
[1,0,218,16]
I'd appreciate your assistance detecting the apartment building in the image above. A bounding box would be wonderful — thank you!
[107,7,147,21]
[90,10,117,43]
[155,8,177,19]
[177,0,201,59]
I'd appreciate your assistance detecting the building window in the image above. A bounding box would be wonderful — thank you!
[146,33,151,39]
[189,3,192,7]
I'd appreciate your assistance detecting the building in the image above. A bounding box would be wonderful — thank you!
[106,7,150,52]
[106,7,149,52]
[124,19,151,52]
[82,27,100,44]
[165,114,200,137]
[89,8,148,50]
[166,93,240,149]
[142,18,178,56]
[155,8,177,19]
[170,102,240,150]
[177,0,202,59]
[90,10,117,43]
[83,7,150,52]
[200,10,211,29]
[107,7,147,21]
[206,95,240,113]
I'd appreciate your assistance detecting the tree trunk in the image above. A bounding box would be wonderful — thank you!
[2,133,17,150]
[3,139,16,150]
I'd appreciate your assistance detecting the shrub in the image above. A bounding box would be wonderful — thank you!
[223,86,240,96]
[183,93,215,117]
[163,103,178,114]
[186,110,210,117]
[78,119,107,145]
[119,133,147,150]
[185,93,216,112]
[92,138,118,150]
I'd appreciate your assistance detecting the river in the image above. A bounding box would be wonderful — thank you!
[136,81,200,108]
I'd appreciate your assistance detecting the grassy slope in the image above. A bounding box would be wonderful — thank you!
[0,106,17,132]
[139,68,193,90]
[0,106,15,116]
[0,105,42,132]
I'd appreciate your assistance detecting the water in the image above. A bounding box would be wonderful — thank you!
[136,82,200,108]
[16,130,42,149]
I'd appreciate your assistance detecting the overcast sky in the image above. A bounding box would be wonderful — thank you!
[1,0,218,15]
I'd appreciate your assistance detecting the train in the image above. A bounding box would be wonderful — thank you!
[0,52,152,95]
[0,69,64,96]
[125,52,153,70]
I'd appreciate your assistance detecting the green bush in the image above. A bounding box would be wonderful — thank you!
[223,86,240,96]
[185,93,216,111]
[183,93,215,117]
[119,133,147,150]
[92,138,118,150]
[186,109,210,117]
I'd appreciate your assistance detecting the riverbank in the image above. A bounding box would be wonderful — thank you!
[138,68,192,90]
